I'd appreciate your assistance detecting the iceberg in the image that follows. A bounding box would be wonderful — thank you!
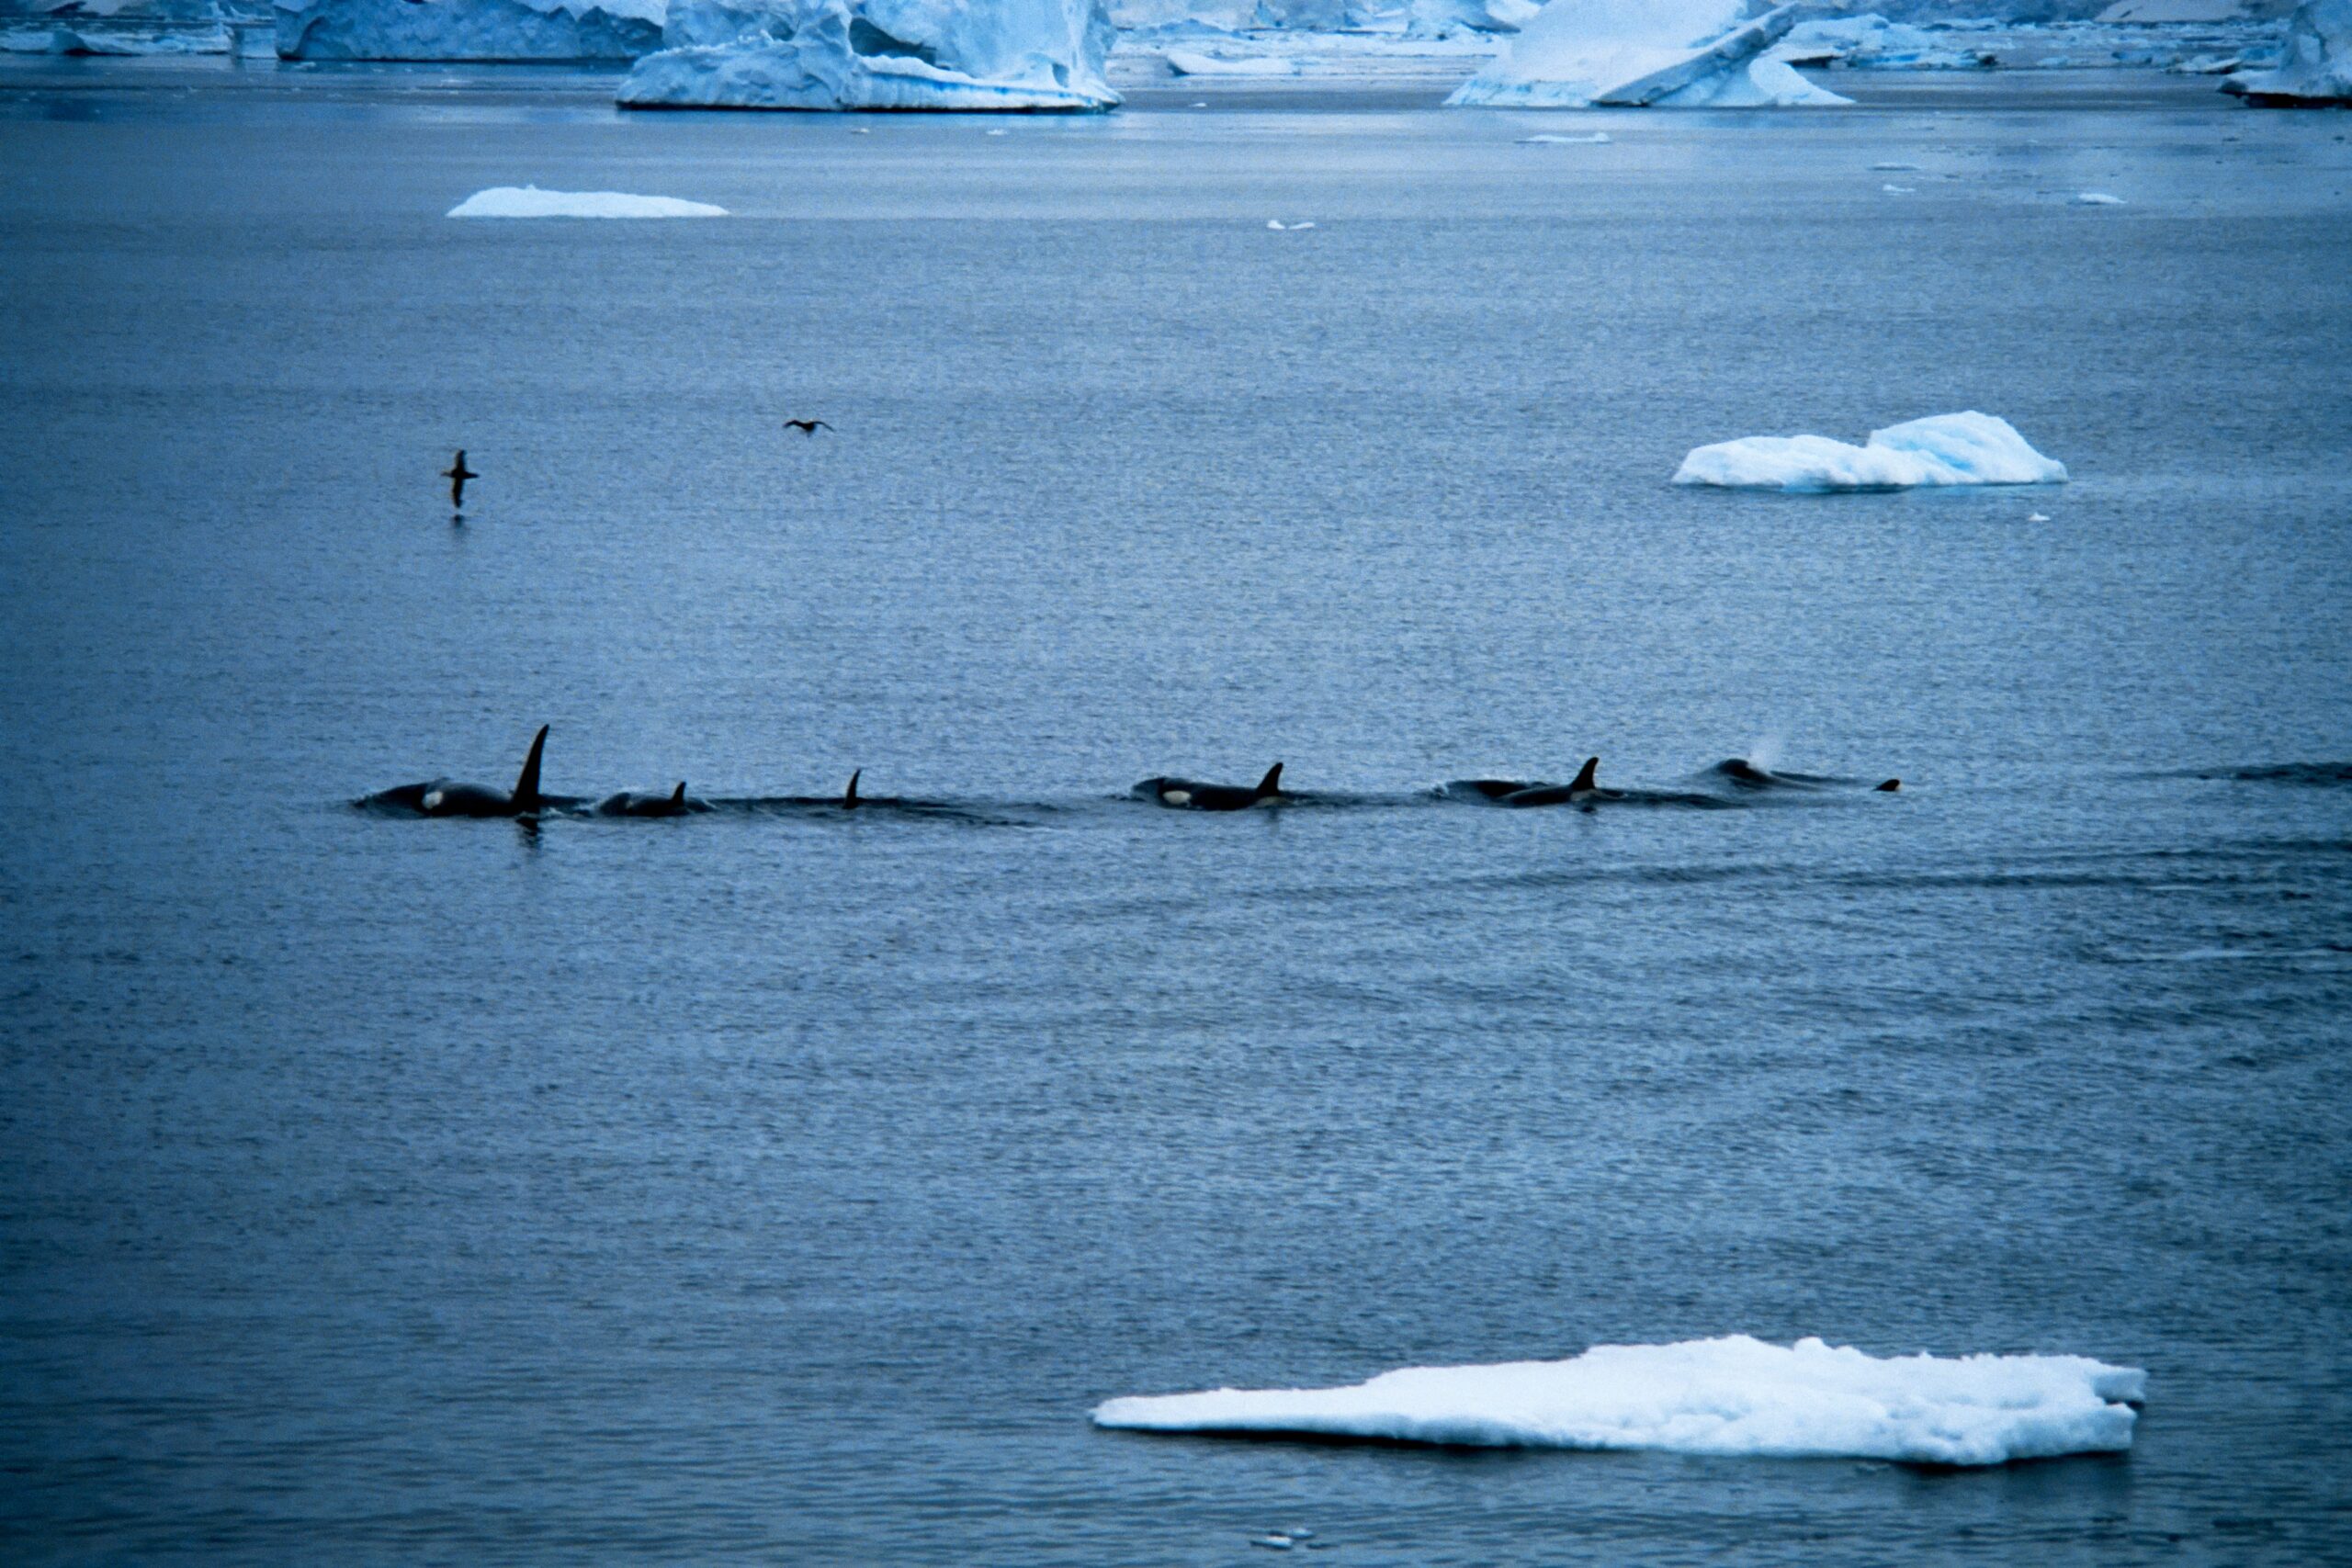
[274,0,662,59]
[1673,412,2068,492]
[2223,0,2351,101]
[1447,0,1850,107]
[1407,0,1539,36]
[617,0,1116,110]
[1093,1336,2146,1467]
[447,185,728,216]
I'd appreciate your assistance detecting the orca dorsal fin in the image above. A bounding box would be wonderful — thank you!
[1875,778,1901,793]
[513,725,548,805]
[1570,756,1600,792]
[843,769,861,809]
[1256,762,1283,798]
[671,781,687,806]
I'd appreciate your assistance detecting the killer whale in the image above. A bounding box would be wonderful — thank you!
[596,781,708,818]
[1489,756,1616,808]
[1716,758,1902,794]
[1134,762,1283,811]
[361,725,571,817]
[1445,757,1731,810]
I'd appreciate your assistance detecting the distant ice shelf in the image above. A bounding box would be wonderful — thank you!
[447,186,729,216]
[1673,412,2069,492]
[1094,1336,2146,1466]
[274,0,662,58]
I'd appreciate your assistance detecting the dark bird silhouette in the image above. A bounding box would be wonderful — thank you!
[442,449,478,508]
[783,419,834,437]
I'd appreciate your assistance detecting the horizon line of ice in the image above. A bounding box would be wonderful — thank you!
[1672,412,2067,492]
[447,186,729,218]
[1092,1335,2145,1467]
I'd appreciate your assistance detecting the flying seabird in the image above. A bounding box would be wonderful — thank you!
[783,419,834,436]
[442,449,478,508]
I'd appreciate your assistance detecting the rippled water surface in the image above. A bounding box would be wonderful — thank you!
[2,61,2349,1565]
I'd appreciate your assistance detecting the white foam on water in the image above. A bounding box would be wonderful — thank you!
[1093,1336,2145,1466]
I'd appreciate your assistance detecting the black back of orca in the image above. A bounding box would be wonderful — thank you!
[1136,762,1283,811]
[362,725,549,817]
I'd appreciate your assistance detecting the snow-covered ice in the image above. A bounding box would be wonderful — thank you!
[447,186,729,217]
[1093,1336,2144,1466]
[2224,0,2352,101]
[2075,189,2125,203]
[1517,130,1609,141]
[1448,0,1850,108]
[617,0,1117,110]
[275,0,661,58]
[1672,412,2068,492]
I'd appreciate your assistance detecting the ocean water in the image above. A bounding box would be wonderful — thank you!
[1,60,2349,1565]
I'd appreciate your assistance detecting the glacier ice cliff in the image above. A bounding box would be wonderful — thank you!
[1447,0,1850,107]
[2223,0,2351,99]
[618,0,1116,109]
[274,0,661,59]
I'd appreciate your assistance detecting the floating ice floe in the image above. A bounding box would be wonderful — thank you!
[1093,1336,2145,1466]
[1165,44,1297,71]
[1517,130,1610,141]
[2098,0,2287,19]
[447,185,729,217]
[1672,412,2067,492]
[618,0,1117,109]
[1448,0,1851,108]
[1772,14,1997,72]
[275,0,661,58]
[2224,0,2352,102]
[2075,189,2124,204]
[2,19,233,49]
[1265,218,1317,228]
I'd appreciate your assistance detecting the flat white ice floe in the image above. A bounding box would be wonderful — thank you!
[447,186,729,217]
[1093,1336,2146,1466]
[1673,412,2067,492]
[1448,0,1851,107]
[1165,44,1297,71]
[275,0,662,59]
[2224,0,2352,102]
[617,0,1117,110]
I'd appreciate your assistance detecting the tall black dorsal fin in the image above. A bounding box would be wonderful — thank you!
[671,781,687,806]
[843,769,861,809]
[1256,762,1283,798]
[513,725,549,805]
[1570,756,1600,792]
[1875,778,1901,792]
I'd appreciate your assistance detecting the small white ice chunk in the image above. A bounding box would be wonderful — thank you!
[447,185,728,218]
[1673,412,2068,492]
[1094,1336,2144,1466]
[1518,130,1611,142]
[2075,190,2124,204]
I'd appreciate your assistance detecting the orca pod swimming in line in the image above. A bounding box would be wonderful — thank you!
[596,781,707,818]
[1134,762,1283,811]
[362,725,568,817]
